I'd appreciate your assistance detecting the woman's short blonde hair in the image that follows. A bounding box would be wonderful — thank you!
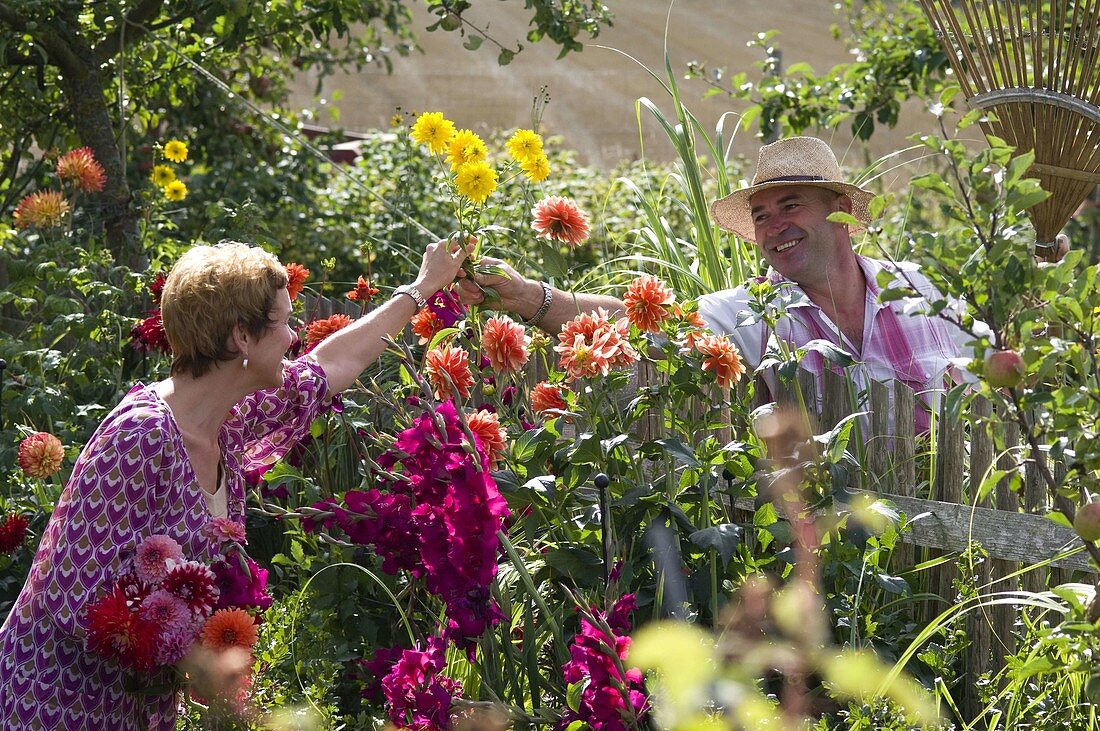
[161,241,289,378]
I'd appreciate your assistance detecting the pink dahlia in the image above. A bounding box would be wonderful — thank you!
[156,626,196,666]
[554,308,638,381]
[203,518,247,545]
[424,344,475,400]
[531,196,590,248]
[56,146,106,193]
[17,432,64,479]
[481,316,531,374]
[623,274,675,334]
[135,534,184,583]
[139,589,192,629]
[163,560,220,620]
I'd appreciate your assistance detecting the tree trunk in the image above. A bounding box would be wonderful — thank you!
[60,44,143,267]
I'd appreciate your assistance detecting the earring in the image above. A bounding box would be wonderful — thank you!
[242,355,249,370]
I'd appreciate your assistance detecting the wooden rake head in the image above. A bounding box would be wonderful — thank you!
[919,0,1100,242]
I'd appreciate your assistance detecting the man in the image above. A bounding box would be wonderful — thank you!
[458,136,969,430]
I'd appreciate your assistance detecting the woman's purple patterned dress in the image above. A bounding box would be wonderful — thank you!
[0,359,329,730]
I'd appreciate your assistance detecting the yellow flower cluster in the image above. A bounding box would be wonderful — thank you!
[153,139,189,201]
[506,129,550,182]
[410,112,550,204]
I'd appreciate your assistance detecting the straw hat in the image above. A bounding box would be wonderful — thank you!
[710,136,875,242]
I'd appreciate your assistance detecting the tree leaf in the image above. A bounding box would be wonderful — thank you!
[688,524,743,565]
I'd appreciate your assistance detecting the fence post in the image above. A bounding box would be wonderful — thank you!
[932,404,965,621]
[964,397,994,716]
[991,415,1021,671]
[868,380,890,489]
[1051,457,1073,586]
[1023,438,1048,595]
[893,382,917,573]
[820,368,852,432]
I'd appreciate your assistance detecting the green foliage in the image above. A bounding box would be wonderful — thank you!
[0,0,614,261]
[686,0,949,141]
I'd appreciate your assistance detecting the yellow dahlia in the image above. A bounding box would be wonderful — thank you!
[446,129,488,171]
[163,180,187,201]
[506,129,544,164]
[521,154,550,182]
[151,165,176,187]
[163,139,189,163]
[455,161,498,204]
[410,112,456,154]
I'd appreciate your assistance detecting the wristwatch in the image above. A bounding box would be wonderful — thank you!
[393,284,427,309]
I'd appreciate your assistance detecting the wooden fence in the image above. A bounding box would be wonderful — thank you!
[727,368,1089,719]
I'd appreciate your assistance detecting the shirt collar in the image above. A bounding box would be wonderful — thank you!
[765,254,884,308]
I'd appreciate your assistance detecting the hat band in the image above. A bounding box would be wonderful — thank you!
[757,174,829,184]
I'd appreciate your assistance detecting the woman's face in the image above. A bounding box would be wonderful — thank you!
[249,288,296,389]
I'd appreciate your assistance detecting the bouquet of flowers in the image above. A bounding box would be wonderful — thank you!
[82,518,272,681]
[407,110,592,292]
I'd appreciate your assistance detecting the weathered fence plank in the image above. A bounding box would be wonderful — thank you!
[964,397,994,719]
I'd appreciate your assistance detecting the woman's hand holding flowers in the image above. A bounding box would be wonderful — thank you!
[414,239,472,298]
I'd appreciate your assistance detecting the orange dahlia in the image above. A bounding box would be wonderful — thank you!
[304,314,352,347]
[554,308,637,381]
[694,334,746,389]
[623,275,675,334]
[56,147,107,193]
[674,305,708,350]
[531,196,590,249]
[346,276,380,302]
[13,190,70,230]
[200,608,259,652]
[424,344,475,400]
[17,432,64,479]
[482,316,531,374]
[285,263,310,301]
[411,307,445,345]
[467,409,508,467]
[531,381,570,419]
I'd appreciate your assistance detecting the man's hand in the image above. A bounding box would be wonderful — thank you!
[455,256,545,321]
[1035,233,1071,263]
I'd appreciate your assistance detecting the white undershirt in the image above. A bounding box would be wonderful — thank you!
[204,464,228,519]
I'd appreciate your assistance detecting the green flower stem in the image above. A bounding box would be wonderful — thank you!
[497,530,568,667]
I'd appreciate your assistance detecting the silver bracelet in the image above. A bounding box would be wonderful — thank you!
[523,281,554,328]
[393,284,427,310]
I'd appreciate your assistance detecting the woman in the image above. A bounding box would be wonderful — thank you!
[0,239,467,729]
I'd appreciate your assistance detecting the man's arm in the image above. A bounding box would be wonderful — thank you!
[455,257,623,332]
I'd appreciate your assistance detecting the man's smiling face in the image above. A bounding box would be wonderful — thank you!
[750,185,852,286]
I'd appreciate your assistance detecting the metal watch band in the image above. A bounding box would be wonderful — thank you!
[523,281,554,328]
[393,284,427,310]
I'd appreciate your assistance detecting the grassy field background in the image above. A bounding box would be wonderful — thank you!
[288,0,934,174]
